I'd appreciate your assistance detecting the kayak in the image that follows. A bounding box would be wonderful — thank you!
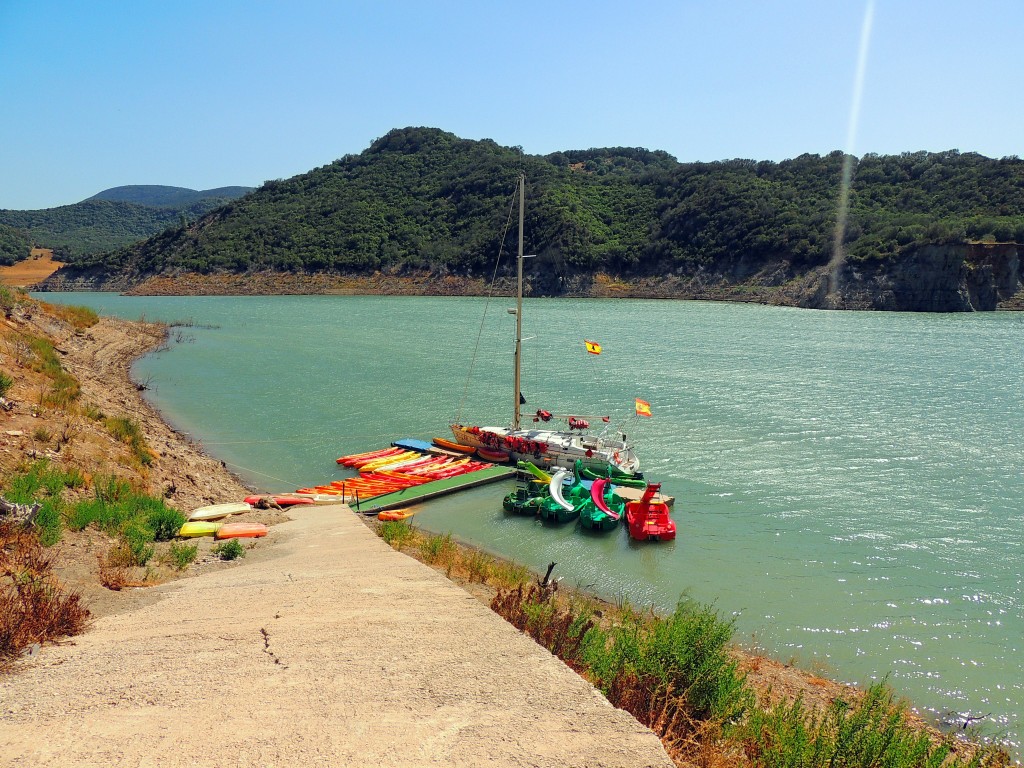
[378,508,417,521]
[178,521,222,538]
[188,502,252,521]
[215,522,269,540]
[477,447,511,463]
[431,437,476,454]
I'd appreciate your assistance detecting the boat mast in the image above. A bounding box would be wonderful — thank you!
[513,173,524,431]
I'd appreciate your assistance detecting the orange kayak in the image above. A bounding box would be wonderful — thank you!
[432,437,476,454]
[377,508,417,521]
[215,522,269,540]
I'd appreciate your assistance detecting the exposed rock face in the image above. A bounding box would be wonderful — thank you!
[33,244,1023,312]
[784,243,1022,312]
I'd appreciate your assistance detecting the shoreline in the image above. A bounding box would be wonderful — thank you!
[5,300,1007,763]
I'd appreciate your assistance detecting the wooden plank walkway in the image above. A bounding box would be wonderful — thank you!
[352,464,515,514]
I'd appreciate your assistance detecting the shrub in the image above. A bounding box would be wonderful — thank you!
[0,371,12,398]
[120,520,154,567]
[465,549,493,583]
[736,682,993,768]
[79,402,104,421]
[419,532,456,566]
[379,520,415,549]
[50,304,99,330]
[164,541,198,570]
[0,520,90,667]
[148,506,186,542]
[103,416,153,466]
[211,539,245,561]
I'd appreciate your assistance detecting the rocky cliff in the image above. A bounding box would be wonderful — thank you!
[34,243,1023,312]
[778,243,1022,311]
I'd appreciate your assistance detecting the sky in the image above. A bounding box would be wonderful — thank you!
[1,0,1022,210]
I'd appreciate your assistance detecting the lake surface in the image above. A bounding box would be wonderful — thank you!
[39,292,1023,752]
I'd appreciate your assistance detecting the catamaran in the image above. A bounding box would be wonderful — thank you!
[449,174,641,473]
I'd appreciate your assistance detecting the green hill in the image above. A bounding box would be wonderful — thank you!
[0,224,32,266]
[36,128,1024,309]
[70,128,1024,276]
[0,183,252,259]
[88,185,253,207]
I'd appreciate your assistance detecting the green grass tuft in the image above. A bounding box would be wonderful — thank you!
[164,541,198,570]
[211,539,245,561]
[378,520,415,549]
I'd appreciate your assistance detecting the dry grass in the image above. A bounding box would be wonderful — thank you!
[0,521,90,668]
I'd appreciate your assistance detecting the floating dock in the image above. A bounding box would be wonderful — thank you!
[353,464,516,515]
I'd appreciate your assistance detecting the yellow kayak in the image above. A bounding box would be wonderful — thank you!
[179,521,222,538]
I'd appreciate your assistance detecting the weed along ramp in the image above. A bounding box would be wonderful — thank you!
[0,504,673,767]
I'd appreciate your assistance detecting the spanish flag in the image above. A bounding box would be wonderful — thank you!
[635,398,652,418]
[585,340,602,355]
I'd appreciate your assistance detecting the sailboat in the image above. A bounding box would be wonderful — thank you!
[449,174,641,474]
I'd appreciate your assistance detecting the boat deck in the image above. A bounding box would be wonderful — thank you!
[352,464,516,515]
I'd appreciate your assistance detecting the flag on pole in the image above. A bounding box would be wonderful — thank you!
[635,398,652,417]
[585,340,602,355]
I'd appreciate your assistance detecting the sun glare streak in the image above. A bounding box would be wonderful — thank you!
[829,0,876,299]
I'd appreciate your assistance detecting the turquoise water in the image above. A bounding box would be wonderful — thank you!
[39,292,1023,752]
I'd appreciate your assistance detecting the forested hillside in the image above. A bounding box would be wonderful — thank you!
[0,224,32,266]
[63,128,1024,279]
[0,187,251,259]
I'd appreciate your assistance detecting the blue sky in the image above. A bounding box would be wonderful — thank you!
[1,0,1021,210]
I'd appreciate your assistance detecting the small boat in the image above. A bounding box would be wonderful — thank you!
[377,508,417,521]
[243,494,314,507]
[392,438,436,453]
[215,522,269,540]
[431,437,476,454]
[178,521,222,538]
[577,481,622,536]
[188,502,252,521]
[579,464,648,489]
[477,447,511,463]
[537,470,583,524]
[625,483,677,542]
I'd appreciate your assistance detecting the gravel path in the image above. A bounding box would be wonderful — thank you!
[0,505,673,767]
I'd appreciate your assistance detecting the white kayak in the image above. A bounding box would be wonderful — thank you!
[188,501,252,521]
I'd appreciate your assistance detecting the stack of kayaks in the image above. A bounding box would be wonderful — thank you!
[188,502,252,521]
[297,442,491,501]
[178,500,273,539]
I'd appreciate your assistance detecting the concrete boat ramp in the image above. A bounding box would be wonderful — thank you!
[0,504,673,767]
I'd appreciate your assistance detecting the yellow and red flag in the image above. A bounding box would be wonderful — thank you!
[635,398,652,418]
[585,340,602,355]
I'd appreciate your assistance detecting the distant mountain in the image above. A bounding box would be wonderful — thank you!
[0,185,252,259]
[88,185,253,208]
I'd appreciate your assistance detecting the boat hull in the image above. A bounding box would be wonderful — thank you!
[451,425,639,474]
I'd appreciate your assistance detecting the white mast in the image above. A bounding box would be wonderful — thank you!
[513,173,524,430]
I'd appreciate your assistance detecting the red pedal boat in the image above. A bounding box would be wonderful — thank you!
[625,483,676,542]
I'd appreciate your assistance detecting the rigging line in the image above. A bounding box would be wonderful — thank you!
[221,460,303,490]
[452,177,521,425]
